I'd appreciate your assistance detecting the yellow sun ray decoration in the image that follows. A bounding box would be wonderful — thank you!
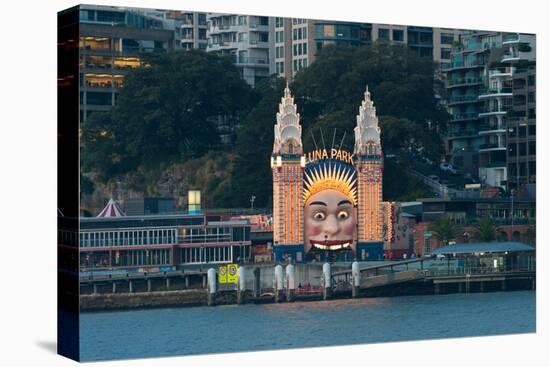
[303,160,358,206]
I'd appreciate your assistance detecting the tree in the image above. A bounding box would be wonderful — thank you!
[428,217,459,246]
[81,50,256,179]
[221,76,287,208]
[473,217,498,242]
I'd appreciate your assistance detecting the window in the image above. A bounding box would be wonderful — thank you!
[303,27,307,39]
[392,29,404,41]
[275,46,284,58]
[293,29,297,40]
[298,28,302,40]
[276,31,283,43]
[324,24,335,37]
[293,44,297,56]
[259,32,268,42]
[508,144,517,156]
[298,43,302,55]
[275,17,283,28]
[441,47,451,60]
[198,14,206,25]
[528,125,536,136]
[276,61,284,74]
[528,141,535,155]
[378,28,389,40]
[519,143,527,156]
[440,32,454,44]
[86,92,112,106]
[303,43,307,55]
[420,48,432,57]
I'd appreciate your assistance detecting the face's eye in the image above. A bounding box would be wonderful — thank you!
[313,212,326,221]
[337,211,349,220]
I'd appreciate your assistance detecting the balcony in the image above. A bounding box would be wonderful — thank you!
[248,39,269,48]
[478,87,513,98]
[502,33,530,45]
[442,60,485,71]
[489,67,513,78]
[450,112,479,123]
[235,56,269,66]
[478,107,509,117]
[447,77,483,88]
[501,51,520,63]
[448,129,479,139]
[479,143,506,151]
[448,95,482,105]
[478,124,506,134]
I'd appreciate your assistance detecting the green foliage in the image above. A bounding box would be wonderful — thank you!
[292,42,448,157]
[473,217,498,242]
[82,43,449,209]
[428,217,460,245]
[80,174,95,195]
[219,76,287,209]
[81,50,255,179]
[383,159,434,201]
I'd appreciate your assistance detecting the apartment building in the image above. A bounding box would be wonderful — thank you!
[206,13,271,87]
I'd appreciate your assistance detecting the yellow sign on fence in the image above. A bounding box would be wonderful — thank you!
[227,264,239,283]
[218,265,228,284]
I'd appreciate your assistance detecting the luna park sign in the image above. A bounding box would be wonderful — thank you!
[305,148,354,165]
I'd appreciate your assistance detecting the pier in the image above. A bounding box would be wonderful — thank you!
[79,255,535,311]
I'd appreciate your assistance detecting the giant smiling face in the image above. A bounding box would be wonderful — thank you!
[304,189,357,254]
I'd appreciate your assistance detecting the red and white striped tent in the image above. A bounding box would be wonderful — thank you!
[97,198,126,217]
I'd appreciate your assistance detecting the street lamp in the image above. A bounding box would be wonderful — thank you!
[250,195,256,210]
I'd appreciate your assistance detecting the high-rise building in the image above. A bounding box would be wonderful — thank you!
[78,5,176,124]
[206,14,271,87]
[165,11,208,50]
[444,31,536,191]
[444,31,501,175]
[270,19,461,80]
[501,33,536,190]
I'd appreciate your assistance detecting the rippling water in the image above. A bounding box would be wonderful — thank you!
[80,291,535,361]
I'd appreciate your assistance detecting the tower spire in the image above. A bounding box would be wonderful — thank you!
[354,85,381,154]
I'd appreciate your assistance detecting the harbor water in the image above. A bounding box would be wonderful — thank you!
[80,290,535,361]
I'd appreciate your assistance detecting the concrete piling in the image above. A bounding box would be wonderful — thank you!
[237,266,246,304]
[322,262,332,300]
[112,282,117,294]
[274,265,284,302]
[129,280,133,293]
[185,276,189,289]
[166,277,171,290]
[285,264,296,302]
[351,261,360,298]
[253,267,261,298]
[147,279,152,292]
[207,268,216,306]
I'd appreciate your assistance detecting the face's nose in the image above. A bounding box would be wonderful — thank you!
[322,214,340,238]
